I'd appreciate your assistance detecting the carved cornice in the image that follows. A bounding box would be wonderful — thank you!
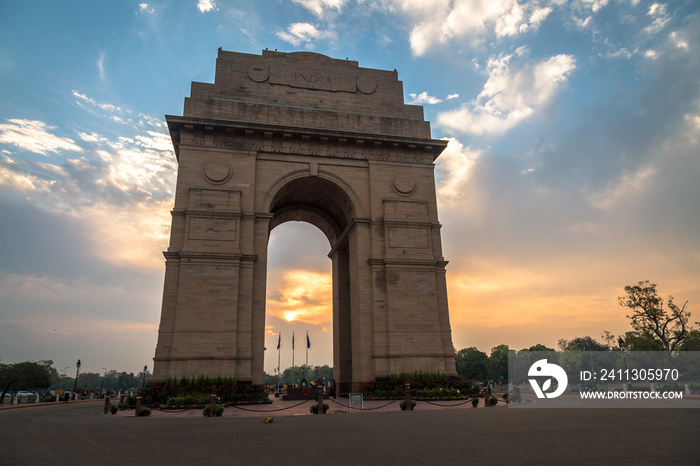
[166,116,447,164]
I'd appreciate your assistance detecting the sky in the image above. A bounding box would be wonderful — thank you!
[0,0,698,377]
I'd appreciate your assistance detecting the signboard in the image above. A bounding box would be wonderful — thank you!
[349,393,363,411]
[301,387,310,396]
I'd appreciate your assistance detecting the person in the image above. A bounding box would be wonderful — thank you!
[63,391,70,403]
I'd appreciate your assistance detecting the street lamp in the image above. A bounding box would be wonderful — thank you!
[618,337,628,371]
[142,365,148,388]
[72,359,81,398]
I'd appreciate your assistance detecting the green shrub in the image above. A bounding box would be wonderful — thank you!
[202,404,225,416]
[399,400,417,410]
[136,407,151,417]
[310,403,329,414]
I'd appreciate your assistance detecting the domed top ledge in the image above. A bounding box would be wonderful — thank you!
[182,49,434,140]
[272,50,359,67]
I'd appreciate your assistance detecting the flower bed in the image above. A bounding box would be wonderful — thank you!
[361,372,480,400]
[142,375,270,408]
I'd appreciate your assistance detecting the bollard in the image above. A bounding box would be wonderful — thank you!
[484,385,491,407]
[56,394,60,403]
[104,396,110,415]
[316,377,324,414]
[135,389,142,412]
[209,385,216,418]
[119,390,125,406]
[405,376,412,411]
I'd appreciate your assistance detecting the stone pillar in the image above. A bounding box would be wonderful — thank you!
[316,378,324,415]
[209,386,216,418]
[405,377,412,411]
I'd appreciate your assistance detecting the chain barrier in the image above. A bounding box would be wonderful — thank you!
[231,399,310,413]
[419,397,480,407]
[150,407,192,413]
[326,397,398,411]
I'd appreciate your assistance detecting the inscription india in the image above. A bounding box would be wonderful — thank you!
[294,71,332,86]
[267,64,359,93]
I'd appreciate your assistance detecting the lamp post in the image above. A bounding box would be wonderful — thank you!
[72,360,81,397]
[142,365,148,388]
[618,337,628,371]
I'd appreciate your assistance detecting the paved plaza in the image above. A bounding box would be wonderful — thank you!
[1,398,698,464]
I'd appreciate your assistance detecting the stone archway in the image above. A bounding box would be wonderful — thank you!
[152,49,457,391]
[267,175,355,392]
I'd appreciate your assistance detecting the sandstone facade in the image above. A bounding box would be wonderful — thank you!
[152,49,457,391]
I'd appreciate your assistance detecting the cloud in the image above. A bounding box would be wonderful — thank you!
[408,91,443,104]
[435,13,700,354]
[446,93,460,100]
[197,0,216,13]
[437,52,576,135]
[0,119,82,156]
[0,94,176,269]
[395,0,556,55]
[276,22,336,48]
[644,3,670,35]
[266,270,332,325]
[435,137,481,202]
[71,90,165,130]
[293,0,346,17]
[96,51,106,82]
[139,3,154,14]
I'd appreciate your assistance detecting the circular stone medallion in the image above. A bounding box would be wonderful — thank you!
[356,77,377,94]
[203,159,232,184]
[392,174,416,196]
[247,66,270,83]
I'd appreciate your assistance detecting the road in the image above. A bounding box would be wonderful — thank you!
[1,401,698,464]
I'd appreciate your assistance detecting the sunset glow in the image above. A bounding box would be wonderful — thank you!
[1,1,698,376]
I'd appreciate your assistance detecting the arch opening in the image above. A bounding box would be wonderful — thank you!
[264,222,334,382]
[264,176,355,392]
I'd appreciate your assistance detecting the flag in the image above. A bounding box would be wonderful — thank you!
[292,332,295,350]
[307,332,310,349]
[277,332,280,350]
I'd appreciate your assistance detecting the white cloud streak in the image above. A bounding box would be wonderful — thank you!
[293,0,346,17]
[0,119,82,156]
[437,52,576,135]
[394,0,556,55]
[0,94,176,269]
[408,91,443,104]
[277,22,336,47]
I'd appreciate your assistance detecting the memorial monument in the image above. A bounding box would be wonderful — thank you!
[152,49,457,392]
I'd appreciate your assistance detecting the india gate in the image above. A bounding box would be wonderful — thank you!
[152,49,457,392]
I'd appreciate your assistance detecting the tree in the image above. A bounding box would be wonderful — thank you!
[487,344,510,381]
[523,343,555,352]
[455,347,488,381]
[558,336,608,352]
[0,362,52,404]
[679,329,700,351]
[618,281,691,351]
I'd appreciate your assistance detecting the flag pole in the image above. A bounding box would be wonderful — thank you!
[305,330,309,380]
[277,332,281,393]
[292,331,295,387]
